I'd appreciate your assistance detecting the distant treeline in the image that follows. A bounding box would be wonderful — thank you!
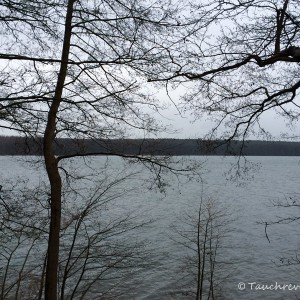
[0,135,300,156]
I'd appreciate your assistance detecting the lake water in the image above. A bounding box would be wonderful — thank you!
[1,156,300,299]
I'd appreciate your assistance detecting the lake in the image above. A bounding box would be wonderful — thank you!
[0,156,300,299]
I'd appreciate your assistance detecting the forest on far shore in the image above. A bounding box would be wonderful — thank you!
[0,135,300,156]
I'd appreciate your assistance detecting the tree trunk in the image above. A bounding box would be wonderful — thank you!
[44,1,74,299]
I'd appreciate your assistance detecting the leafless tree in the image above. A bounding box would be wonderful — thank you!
[259,192,300,267]
[149,0,300,142]
[0,162,154,299]
[0,181,48,300]
[170,189,234,300]
[0,1,198,298]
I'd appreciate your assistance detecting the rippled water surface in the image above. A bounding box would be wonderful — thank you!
[1,156,300,299]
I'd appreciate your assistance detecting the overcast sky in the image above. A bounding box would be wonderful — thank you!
[154,105,300,140]
[148,85,300,141]
[1,89,299,141]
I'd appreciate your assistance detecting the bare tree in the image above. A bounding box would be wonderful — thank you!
[0,1,198,298]
[170,188,234,300]
[0,162,154,299]
[149,0,300,141]
[0,181,48,300]
[259,192,300,267]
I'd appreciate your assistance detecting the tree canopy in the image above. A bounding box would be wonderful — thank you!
[150,0,300,140]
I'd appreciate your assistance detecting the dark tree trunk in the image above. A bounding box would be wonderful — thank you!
[44,1,74,299]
